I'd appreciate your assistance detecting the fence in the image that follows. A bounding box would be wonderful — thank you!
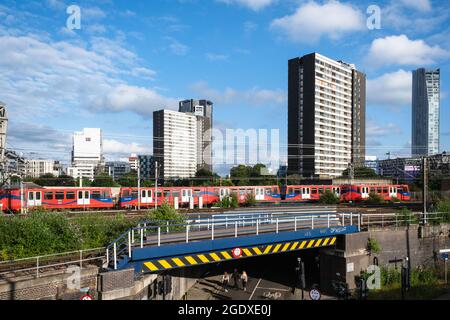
[0,247,105,279]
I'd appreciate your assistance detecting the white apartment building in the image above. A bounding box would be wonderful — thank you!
[153,109,197,179]
[128,153,139,171]
[25,160,61,178]
[68,128,103,180]
[288,52,366,178]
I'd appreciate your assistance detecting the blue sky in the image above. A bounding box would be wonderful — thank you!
[0,0,449,175]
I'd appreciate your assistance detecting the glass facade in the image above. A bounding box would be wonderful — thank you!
[412,68,440,156]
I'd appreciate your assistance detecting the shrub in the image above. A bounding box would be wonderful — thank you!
[395,207,418,226]
[244,193,256,207]
[319,190,340,204]
[435,201,450,223]
[367,237,381,254]
[230,193,239,208]
[367,192,383,204]
[390,196,400,203]
[146,202,185,225]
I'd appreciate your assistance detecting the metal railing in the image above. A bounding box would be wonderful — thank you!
[0,247,105,279]
[360,212,446,229]
[107,211,360,270]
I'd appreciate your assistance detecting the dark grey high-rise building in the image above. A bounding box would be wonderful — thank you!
[412,68,440,157]
[288,53,366,178]
[179,99,213,172]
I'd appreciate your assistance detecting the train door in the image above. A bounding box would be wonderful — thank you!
[141,190,153,204]
[332,187,340,197]
[219,188,230,200]
[77,190,90,206]
[302,187,311,200]
[361,187,370,199]
[27,191,42,207]
[389,186,397,198]
[182,189,193,202]
[255,188,265,201]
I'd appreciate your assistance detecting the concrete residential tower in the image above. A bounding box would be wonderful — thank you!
[178,99,213,172]
[153,109,197,180]
[412,68,440,156]
[288,53,366,178]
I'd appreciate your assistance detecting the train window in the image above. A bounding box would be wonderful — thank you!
[141,190,146,198]
[383,188,388,193]
[311,189,318,194]
[122,190,130,197]
[36,192,41,200]
[92,191,101,199]
[131,191,138,199]
[66,192,75,200]
[377,188,382,193]
[44,192,54,200]
[265,189,272,195]
[239,190,245,195]
[78,191,83,199]
[273,188,278,194]
[85,191,89,199]
[172,191,180,198]
[29,192,34,200]
[55,192,65,200]
[294,189,301,195]
[157,192,162,198]
[101,191,109,198]
[319,188,324,194]
[164,191,171,197]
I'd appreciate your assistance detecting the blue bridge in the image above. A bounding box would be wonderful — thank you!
[106,210,361,274]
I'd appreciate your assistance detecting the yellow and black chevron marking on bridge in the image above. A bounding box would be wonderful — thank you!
[142,236,337,273]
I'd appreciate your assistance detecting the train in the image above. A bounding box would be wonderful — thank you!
[0,183,411,212]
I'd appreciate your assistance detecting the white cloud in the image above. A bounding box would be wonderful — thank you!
[398,0,431,11]
[190,81,285,107]
[270,0,365,43]
[0,33,176,123]
[367,121,403,137]
[92,84,178,116]
[367,69,412,107]
[164,37,190,56]
[205,53,229,61]
[217,0,275,11]
[366,35,449,66]
[103,139,151,159]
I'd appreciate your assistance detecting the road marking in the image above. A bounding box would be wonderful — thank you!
[249,278,262,300]
[257,287,291,292]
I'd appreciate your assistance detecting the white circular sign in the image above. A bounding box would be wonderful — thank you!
[309,288,321,301]
[232,247,242,258]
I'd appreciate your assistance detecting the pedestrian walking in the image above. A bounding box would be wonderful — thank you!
[222,272,230,292]
[232,269,240,290]
[241,271,248,292]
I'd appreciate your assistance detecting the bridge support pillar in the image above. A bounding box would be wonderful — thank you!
[319,232,370,295]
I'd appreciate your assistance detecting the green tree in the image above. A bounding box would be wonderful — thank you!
[117,171,138,187]
[34,174,77,187]
[194,169,220,186]
[91,173,119,187]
